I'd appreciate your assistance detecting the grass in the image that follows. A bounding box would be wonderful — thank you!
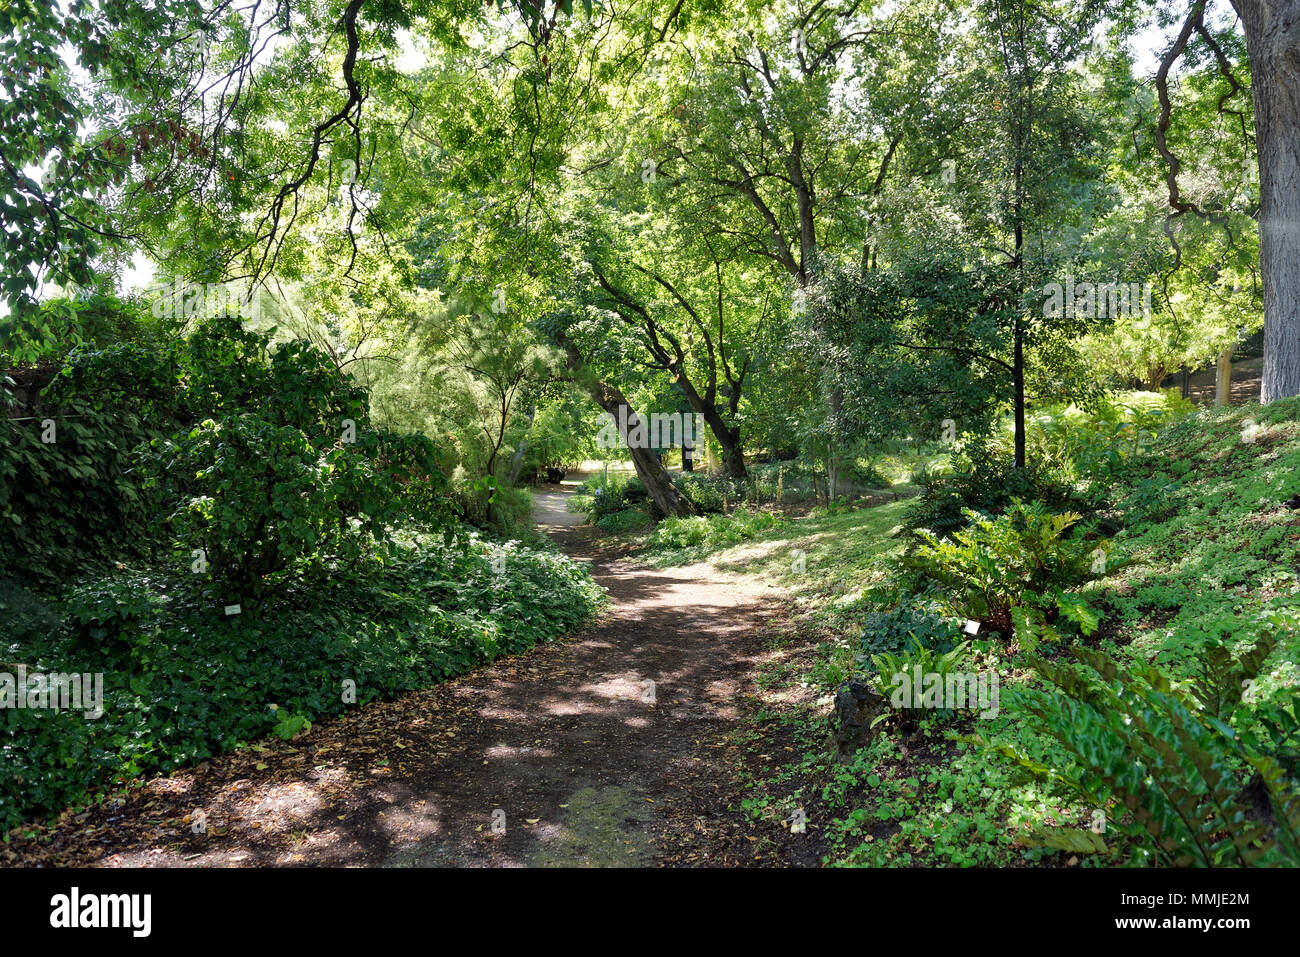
[630,399,1300,867]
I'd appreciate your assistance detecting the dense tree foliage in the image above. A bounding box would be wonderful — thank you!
[3,0,1298,870]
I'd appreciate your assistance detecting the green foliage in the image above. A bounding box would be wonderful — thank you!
[595,507,652,534]
[868,640,973,725]
[142,413,448,600]
[979,613,1300,866]
[908,499,1104,635]
[573,472,640,522]
[0,295,174,364]
[745,460,827,504]
[648,508,781,551]
[0,534,605,831]
[856,599,964,672]
[0,340,184,583]
[811,253,1020,447]
[1026,390,1195,486]
[270,710,312,741]
[133,318,455,599]
[670,472,747,514]
[902,456,1070,541]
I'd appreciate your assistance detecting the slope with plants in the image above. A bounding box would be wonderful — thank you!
[621,397,1300,867]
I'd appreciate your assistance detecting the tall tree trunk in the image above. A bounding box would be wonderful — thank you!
[592,391,693,518]
[1216,346,1234,406]
[1013,318,1026,469]
[1235,0,1300,401]
[718,435,746,478]
[671,373,747,478]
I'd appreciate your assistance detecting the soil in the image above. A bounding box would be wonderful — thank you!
[4,485,819,867]
[1170,356,1264,406]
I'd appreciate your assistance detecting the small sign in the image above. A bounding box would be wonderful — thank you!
[224,604,242,616]
[963,619,980,635]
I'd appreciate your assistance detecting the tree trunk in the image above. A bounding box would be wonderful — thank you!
[1013,317,1026,469]
[1216,346,1234,406]
[682,434,694,472]
[672,373,747,478]
[1235,0,1300,401]
[593,392,693,517]
[555,331,694,518]
[718,435,746,478]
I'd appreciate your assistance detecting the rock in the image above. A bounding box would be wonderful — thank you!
[831,677,885,761]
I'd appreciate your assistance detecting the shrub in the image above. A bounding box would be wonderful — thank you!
[856,599,964,672]
[975,613,1300,866]
[1026,390,1195,486]
[0,294,175,365]
[0,533,606,831]
[133,318,455,601]
[671,472,746,514]
[907,499,1104,635]
[141,414,449,601]
[596,507,652,534]
[746,460,823,504]
[573,473,636,522]
[867,639,973,727]
[649,507,781,551]
[0,342,184,583]
[566,493,595,515]
[902,457,1070,541]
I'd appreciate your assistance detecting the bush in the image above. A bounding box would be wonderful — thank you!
[0,294,175,366]
[856,599,964,672]
[141,413,449,602]
[596,507,652,534]
[907,499,1104,635]
[670,472,745,514]
[0,341,184,583]
[0,533,605,831]
[977,614,1300,866]
[566,493,595,515]
[1026,390,1196,486]
[902,457,1071,542]
[867,640,973,727]
[572,472,634,521]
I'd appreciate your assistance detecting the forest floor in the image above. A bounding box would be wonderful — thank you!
[1172,355,1263,405]
[8,485,827,867]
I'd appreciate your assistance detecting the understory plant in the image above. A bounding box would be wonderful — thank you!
[868,639,973,729]
[976,612,1300,866]
[907,498,1105,635]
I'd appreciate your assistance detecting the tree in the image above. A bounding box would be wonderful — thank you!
[1157,0,1300,400]
[549,319,696,518]
[1231,0,1299,400]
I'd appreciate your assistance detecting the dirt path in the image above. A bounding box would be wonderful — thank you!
[8,486,793,867]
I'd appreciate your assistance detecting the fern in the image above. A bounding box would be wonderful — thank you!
[974,612,1300,865]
